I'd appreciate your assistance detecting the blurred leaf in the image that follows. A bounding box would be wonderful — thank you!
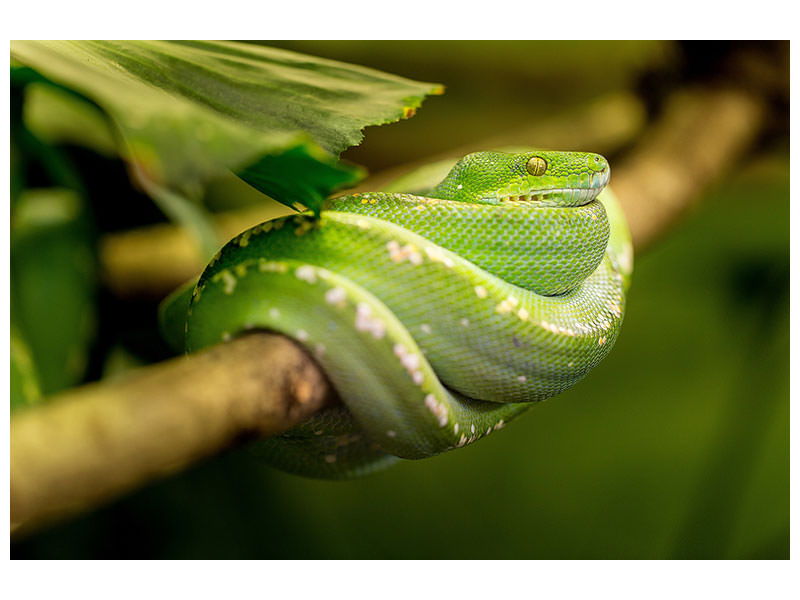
[9,41,442,218]
[379,157,457,195]
[10,325,43,411]
[131,172,220,259]
[11,87,99,397]
[11,188,97,395]
[23,82,117,156]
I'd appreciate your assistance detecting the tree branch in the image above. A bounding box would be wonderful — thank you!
[11,333,337,537]
[612,86,765,251]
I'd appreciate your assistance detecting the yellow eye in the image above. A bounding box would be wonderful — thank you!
[526,156,547,176]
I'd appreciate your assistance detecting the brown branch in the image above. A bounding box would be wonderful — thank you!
[11,80,770,538]
[612,86,765,251]
[10,333,337,538]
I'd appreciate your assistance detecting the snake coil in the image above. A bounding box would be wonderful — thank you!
[178,150,633,478]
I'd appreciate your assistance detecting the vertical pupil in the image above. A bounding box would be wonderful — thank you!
[527,157,546,176]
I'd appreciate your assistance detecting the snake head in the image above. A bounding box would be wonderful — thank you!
[429,150,610,207]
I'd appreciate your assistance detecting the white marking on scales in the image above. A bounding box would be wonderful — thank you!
[354,302,386,339]
[295,265,317,284]
[324,286,347,307]
[394,343,425,386]
[424,394,448,427]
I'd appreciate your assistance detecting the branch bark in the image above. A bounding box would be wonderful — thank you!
[11,82,769,538]
[10,333,337,537]
[612,86,765,251]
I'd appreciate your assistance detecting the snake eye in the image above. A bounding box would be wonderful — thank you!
[526,156,547,176]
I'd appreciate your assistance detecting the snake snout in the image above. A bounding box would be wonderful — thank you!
[586,153,609,172]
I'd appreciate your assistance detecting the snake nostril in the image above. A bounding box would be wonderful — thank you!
[588,154,609,173]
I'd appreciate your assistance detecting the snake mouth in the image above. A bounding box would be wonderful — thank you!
[498,168,610,205]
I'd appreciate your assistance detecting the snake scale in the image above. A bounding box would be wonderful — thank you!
[178,150,633,478]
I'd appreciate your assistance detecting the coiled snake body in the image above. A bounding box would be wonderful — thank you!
[183,151,632,478]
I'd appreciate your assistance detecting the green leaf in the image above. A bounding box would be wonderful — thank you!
[10,325,43,412]
[10,41,443,216]
[23,82,117,157]
[238,143,364,215]
[11,187,97,396]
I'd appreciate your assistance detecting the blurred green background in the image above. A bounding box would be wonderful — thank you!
[10,41,788,559]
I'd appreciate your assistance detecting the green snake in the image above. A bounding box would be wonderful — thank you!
[175,150,632,479]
